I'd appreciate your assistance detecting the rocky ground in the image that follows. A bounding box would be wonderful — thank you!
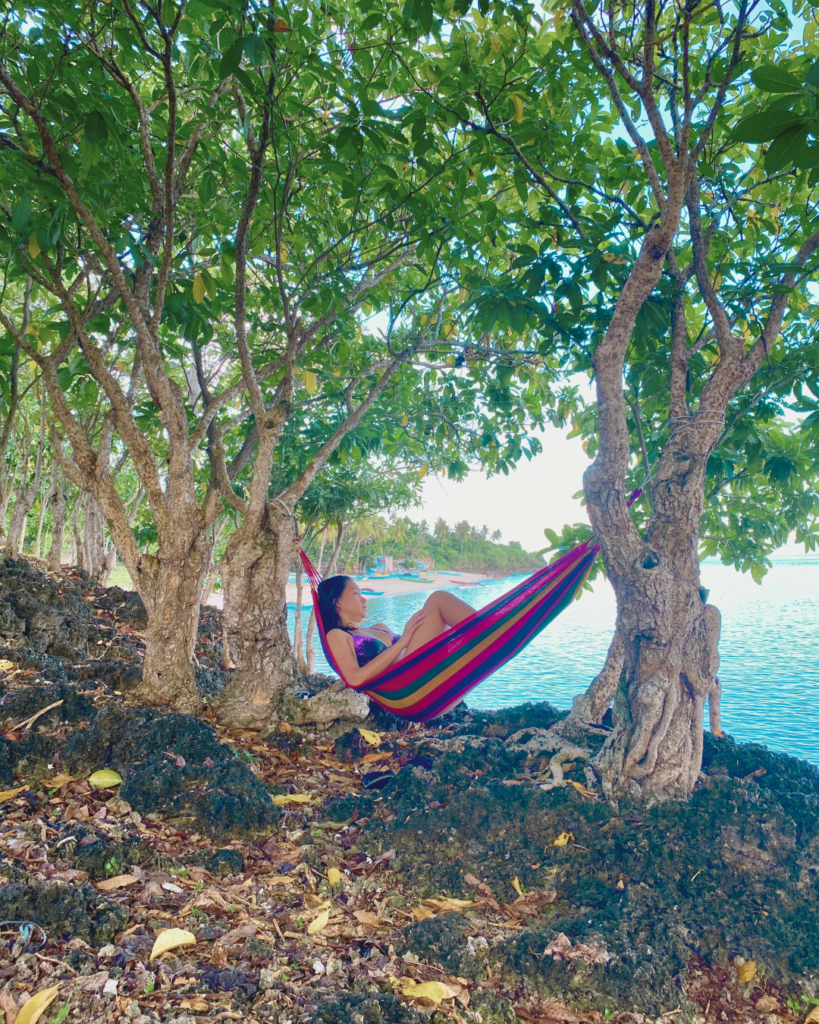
[0,552,817,1024]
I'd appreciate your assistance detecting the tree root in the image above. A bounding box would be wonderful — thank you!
[504,728,593,791]
[277,686,370,726]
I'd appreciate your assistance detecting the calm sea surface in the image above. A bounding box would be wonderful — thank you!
[289,557,819,765]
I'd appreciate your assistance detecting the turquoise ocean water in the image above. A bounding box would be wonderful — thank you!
[289,557,819,765]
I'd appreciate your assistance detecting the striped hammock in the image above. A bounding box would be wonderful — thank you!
[299,540,599,721]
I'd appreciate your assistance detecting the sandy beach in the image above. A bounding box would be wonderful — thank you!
[203,569,490,609]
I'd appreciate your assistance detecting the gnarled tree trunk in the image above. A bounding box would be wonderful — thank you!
[212,506,298,727]
[130,529,214,714]
[588,412,725,803]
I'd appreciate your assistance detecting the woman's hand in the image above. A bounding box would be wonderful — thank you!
[400,609,426,645]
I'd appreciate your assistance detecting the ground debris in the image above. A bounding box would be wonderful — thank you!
[0,556,816,1024]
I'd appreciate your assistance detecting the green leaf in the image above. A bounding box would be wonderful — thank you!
[84,111,108,146]
[403,0,432,31]
[11,196,30,233]
[806,59,819,87]
[219,38,244,79]
[730,110,804,142]
[751,65,803,93]
[764,123,811,171]
[243,34,266,66]
[198,173,217,202]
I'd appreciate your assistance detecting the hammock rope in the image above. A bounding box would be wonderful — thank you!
[299,488,641,721]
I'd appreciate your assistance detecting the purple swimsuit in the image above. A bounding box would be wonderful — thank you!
[347,629,400,667]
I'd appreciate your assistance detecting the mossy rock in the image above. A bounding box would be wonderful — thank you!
[56,828,154,879]
[0,882,129,944]
[406,912,469,974]
[63,703,279,838]
[463,700,565,738]
[0,682,95,730]
[0,736,15,786]
[208,848,246,876]
[306,993,422,1024]
[354,704,819,1013]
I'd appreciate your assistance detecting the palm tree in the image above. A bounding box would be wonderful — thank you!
[434,518,449,543]
[491,528,502,542]
[454,520,470,557]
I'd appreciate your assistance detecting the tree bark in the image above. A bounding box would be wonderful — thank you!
[571,632,624,725]
[129,530,214,714]
[211,507,299,727]
[33,488,48,559]
[7,394,46,555]
[589,413,725,803]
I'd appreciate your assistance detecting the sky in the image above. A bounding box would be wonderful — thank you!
[405,425,590,551]
[405,425,811,559]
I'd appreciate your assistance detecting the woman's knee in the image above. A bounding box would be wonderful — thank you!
[424,591,444,611]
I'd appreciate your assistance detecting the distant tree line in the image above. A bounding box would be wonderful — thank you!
[306,515,544,575]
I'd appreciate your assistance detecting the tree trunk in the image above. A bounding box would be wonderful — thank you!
[589,417,724,803]
[129,532,214,714]
[34,492,48,558]
[305,608,317,673]
[7,500,26,554]
[212,507,299,727]
[82,495,107,578]
[571,632,624,725]
[0,484,12,543]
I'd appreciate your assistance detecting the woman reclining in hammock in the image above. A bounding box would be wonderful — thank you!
[318,575,475,688]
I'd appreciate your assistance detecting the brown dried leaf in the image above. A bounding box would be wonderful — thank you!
[353,910,391,929]
[96,874,139,891]
[0,988,18,1024]
[180,997,210,1012]
[806,1007,819,1024]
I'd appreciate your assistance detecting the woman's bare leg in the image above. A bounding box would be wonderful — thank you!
[404,591,474,656]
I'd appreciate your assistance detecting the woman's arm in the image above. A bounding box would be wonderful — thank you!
[326,610,425,688]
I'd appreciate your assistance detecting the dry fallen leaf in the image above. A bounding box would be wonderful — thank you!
[567,779,597,799]
[361,751,393,764]
[150,928,197,961]
[411,906,436,922]
[511,876,524,898]
[400,980,446,1005]
[354,910,391,929]
[357,728,382,746]
[737,960,757,984]
[42,773,74,788]
[0,988,18,1024]
[805,1007,819,1024]
[14,985,60,1024]
[180,997,210,1012]
[0,786,25,803]
[271,793,313,805]
[421,898,475,912]
[550,832,575,847]
[307,909,330,935]
[327,867,342,886]
[88,770,123,790]
[0,659,14,671]
[96,874,139,892]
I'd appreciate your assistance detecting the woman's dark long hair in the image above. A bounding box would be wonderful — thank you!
[317,575,353,633]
